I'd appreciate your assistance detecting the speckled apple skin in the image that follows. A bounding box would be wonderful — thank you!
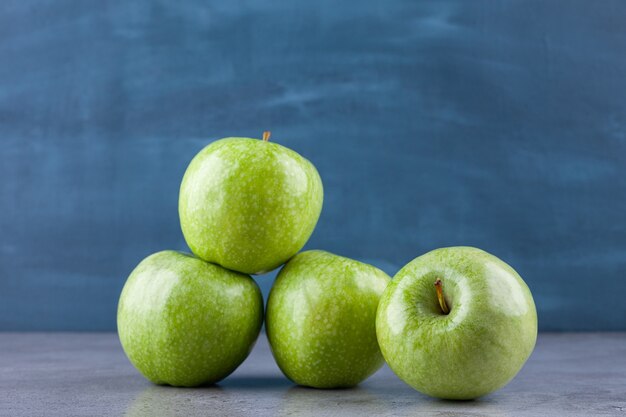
[117,251,263,387]
[266,250,391,388]
[376,246,537,400]
[179,137,323,275]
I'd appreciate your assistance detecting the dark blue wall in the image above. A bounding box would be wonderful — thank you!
[1,1,625,331]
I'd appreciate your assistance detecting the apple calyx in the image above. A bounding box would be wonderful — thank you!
[434,278,450,315]
[263,131,271,142]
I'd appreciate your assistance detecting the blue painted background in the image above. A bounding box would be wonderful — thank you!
[1,1,625,331]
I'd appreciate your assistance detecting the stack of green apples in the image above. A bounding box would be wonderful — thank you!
[118,133,537,399]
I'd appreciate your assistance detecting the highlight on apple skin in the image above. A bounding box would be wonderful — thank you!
[178,135,323,275]
[117,250,264,387]
[266,250,391,388]
[376,246,537,400]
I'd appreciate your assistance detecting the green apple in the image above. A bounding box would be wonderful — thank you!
[266,250,391,388]
[179,134,323,274]
[376,246,537,400]
[117,250,263,387]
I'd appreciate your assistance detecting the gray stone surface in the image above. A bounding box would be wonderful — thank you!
[0,333,624,416]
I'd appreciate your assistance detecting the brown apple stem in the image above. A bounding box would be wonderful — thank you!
[434,278,450,314]
[263,131,271,142]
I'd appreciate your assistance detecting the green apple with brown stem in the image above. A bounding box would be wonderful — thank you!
[179,132,323,275]
[376,246,537,400]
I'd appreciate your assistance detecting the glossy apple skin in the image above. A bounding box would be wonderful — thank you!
[376,247,537,400]
[266,250,391,388]
[117,251,263,387]
[179,137,323,275]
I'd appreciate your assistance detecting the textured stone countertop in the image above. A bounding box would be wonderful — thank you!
[0,333,624,416]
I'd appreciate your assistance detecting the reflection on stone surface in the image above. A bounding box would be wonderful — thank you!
[125,385,245,417]
[276,386,386,417]
[374,390,512,417]
[275,385,511,417]
[123,354,512,417]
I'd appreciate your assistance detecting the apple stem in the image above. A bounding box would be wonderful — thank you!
[434,279,450,315]
[263,131,271,142]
